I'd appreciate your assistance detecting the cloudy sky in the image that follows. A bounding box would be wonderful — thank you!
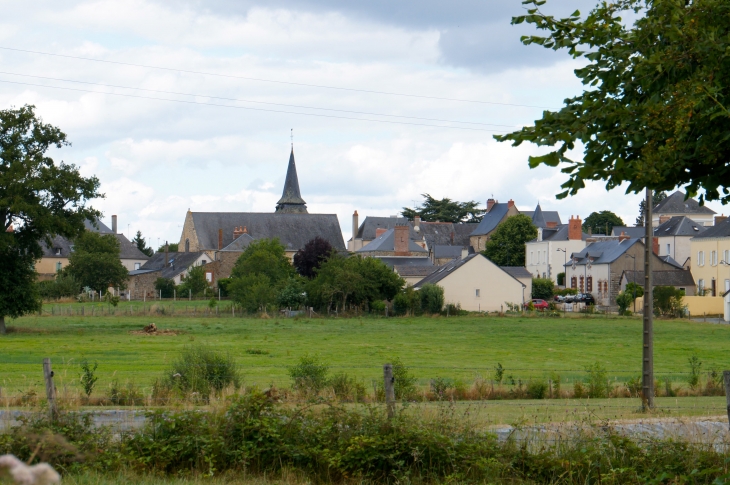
[1,0,725,247]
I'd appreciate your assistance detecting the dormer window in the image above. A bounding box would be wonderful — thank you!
[55,248,62,256]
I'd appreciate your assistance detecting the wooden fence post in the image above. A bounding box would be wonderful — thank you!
[43,358,57,419]
[384,364,395,419]
[723,371,730,430]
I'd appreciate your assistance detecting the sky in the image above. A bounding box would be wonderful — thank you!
[1,0,726,248]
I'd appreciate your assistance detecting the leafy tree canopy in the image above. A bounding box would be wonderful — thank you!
[158,242,178,252]
[64,232,128,292]
[483,214,537,266]
[293,236,334,279]
[402,193,484,223]
[178,265,210,298]
[496,1,730,204]
[636,191,667,227]
[132,230,154,257]
[532,278,554,300]
[582,211,624,235]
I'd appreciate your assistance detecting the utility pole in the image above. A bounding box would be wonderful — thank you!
[643,188,654,410]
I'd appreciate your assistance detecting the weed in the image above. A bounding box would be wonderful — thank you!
[288,354,329,394]
[688,355,702,390]
[108,379,144,406]
[526,379,548,399]
[78,359,99,398]
[494,363,504,385]
[430,377,455,399]
[585,362,609,398]
[328,372,366,402]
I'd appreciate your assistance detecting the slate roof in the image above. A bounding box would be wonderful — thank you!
[414,254,527,288]
[621,270,695,287]
[522,204,562,228]
[394,264,438,278]
[375,257,433,269]
[116,234,150,260]
[500,266,533,279]
[470,203,510,236]
[418,222,476,247]
[190,212,345,252]
[658,255,685,269]
[532,224,588,242]
[355,228,427,253]
[84,218,113,233]
[690,217,730,239]
[40,232,149,261]
[220,233,255,252]
[654,216,706,237]
[275,149,307,213]
[611,226,646,238]
[41,236,75,258]
[567,238,641,266]
[355,216,415,240]
[653,191,716,215]
[432,245,464,260]
[134,251,209,279]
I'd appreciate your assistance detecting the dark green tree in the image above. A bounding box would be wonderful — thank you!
[64,232,128,293]
[483,215,537,266]
[532,278,554,300]
[0,105,101,334]
[277,277,307,309]
[158,242,178,252]
[229,238,295,312]
[636,191,667,227]
[132,230,154,257]
[495,1,730,204]
[419,283,445,314]
[402,193,484,223]
[582,211,624,235]
[178,265,209,298]
[154,277,176,298]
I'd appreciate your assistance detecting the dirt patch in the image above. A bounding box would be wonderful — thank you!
[129,323,185,336]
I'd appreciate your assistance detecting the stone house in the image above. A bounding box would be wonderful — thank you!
[468,199,520,252]
[127,251,212,299]
[620,270,696,296]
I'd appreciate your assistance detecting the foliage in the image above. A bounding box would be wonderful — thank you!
[390,356,418,400]
[276,277,306,309]
[654,286,686,317]
[556,272,565,286]
[393,286,420,316]
[103,290,120,307]
[230,274,278,313]
[178,266,209,298]
[688,356,702,391]
[79,359,99,398]
[108,379,144,406]
[293,236,333,278]
[582,211,624,235]
[496,1,730,204]
[419,283,444,314]
[527,379,548,399]
[216,277,232,297]
[229,239,294,312]
[494,363,505,385]
[402,193,484,223]
[158,242,178,252]
[636,191,667,227]
[483,214,537,266]
[288,354,329,394]
[36,273,80,300]
[154,278,176,298]
[585,362,609,399]
[328,372,366,402]
[154,345,240,402]
[0,105,101,331]
[616,291,634,316]
[532,278,554,300]
[625,282,644,299]
[64,232,128,292]
[132,230,154,257]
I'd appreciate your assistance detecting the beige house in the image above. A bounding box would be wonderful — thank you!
[689,218,730,296]
[414,253,527,312]
[653,216,707,268]
[525,215,587,282]
[652,191,716,227]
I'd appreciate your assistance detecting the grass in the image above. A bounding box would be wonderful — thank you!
[2,311,730,408]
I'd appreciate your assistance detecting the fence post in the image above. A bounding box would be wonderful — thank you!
[722,370,730,424]
[384,364,395,419]
[43,358,57,420]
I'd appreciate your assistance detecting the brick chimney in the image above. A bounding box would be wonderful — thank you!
[111,215,117,234]
[652,236,659,255]
[394,224,409,255]
[568,215,582,240]
[414,215,421,232]
[352,210,359,242]
[659,215,671,224]
[546,221,558,228]
[715,215,727,225]
[233,226,244,239]
[507,199,515,208]
[243,226,248,234]
[375,228,387,238]
[618,231,630,242]
[486,198,496,212]
[218,229,223,250]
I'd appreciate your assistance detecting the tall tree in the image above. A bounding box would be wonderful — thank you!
[229,238,295,312]
[64,232,128,293]
[495,0,730,204]
[0,105,101,334]
[483,214,537,266]
[293,236,333,278]
[582,211,625,235]
[158,242,178,252]
[635,192,667,227]
[132,230,154,257]
[402,194,484,223]
[178,265,209,298]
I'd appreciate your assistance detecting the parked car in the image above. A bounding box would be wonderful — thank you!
[573,293,596,305]
[554,295,566,302]
[524,299,550,310]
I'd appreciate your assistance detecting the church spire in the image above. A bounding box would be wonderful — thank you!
[276,148,308,214]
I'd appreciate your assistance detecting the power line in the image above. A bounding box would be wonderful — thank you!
[0,71,516,128]
[0,79,505,132]
[0,46,555,110]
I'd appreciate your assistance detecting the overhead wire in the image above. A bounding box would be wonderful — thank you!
[0,46,556,110]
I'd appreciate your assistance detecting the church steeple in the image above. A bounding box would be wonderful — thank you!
[275,148,308,214]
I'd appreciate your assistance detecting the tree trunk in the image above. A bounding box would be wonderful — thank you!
[0,316,5,335]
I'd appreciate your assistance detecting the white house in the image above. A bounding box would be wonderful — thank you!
[525,215,588,283]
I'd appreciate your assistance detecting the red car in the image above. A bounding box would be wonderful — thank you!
[524,299,549,310]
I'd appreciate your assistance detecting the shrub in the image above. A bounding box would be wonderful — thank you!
[430,377,455,399]
[419,283,444,314]
[532,278,554,300]
[154,277,176,298]
[329,372,366,402]
[108,379,144,406]
[276,277,306,309]
[625,282,644,299]
[391,357,418,400]
[370,300,386,313]
[494,363,505,385]
[527,379,548,399]
[155,345,241,402]
[654,286,686,317]
[616,291,634,315]
[573,381,586,398]
[217,277,232,297]
[393,287,420,315]
[585,362,609,398]
[289,354,329,394]
[688,356,702,390]
[79,359,98,398]
[36,274,80,300]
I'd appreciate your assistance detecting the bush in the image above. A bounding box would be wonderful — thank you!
[154,278,176,298]
[276,277,306,309]
[688,356,702,390]
[419,283,444,313]
[430,377,455,399]
[36,274,80,300]
[329,372,366,402]
[625,282,644,298]
[391,357,418,400]
[585,362,609,398]
[108,379,144,406]
[79,359,98,398]
[654,286,686,317]
[154,345,240,402]
[289,354,329,394]
[527,379,548,399]
[370,300,386,313]
[616,291,634,315]
[532,278,554,300]
[393,287,420,315]
[217,277,232,297]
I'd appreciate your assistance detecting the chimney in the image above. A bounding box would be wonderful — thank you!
[414,215,421,232]
[618,231,630,242]
[233,226,244,240]
[507,199,515,208]
[546,221,558,228]
[461,247,468,259]
[243,226,248,234]
[568,215,582,240]
[352,210,359,242]
[112,215,118,234]
[486,198,496,212]
[715,215,727,225]
[218,228,223,250]
[375,228,387,238]
[394,224,409,255]
[659,215,671,224]
[652,236,659,255]
[164,242,169,268]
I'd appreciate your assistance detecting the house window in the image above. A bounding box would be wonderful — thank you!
[579,275,585,293]
[134,262,141,270]
[603,281,608,295]
[55,261,62,272]
[698,279,705,293]
[571,276,577,289]
[185,239,190,252]
[712,278,717,296]
[724,250,730,264]
[206,272,213,283]
[475,289,481,297]
[201,259,207,265]
[543,251,547,264]
[698,251,705,266]
[711,251,717,266]
[530,252,534,264]
[537,252,540,264]
[55,248,62,256]
[666,243,670,255]
[586,276,593,292]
